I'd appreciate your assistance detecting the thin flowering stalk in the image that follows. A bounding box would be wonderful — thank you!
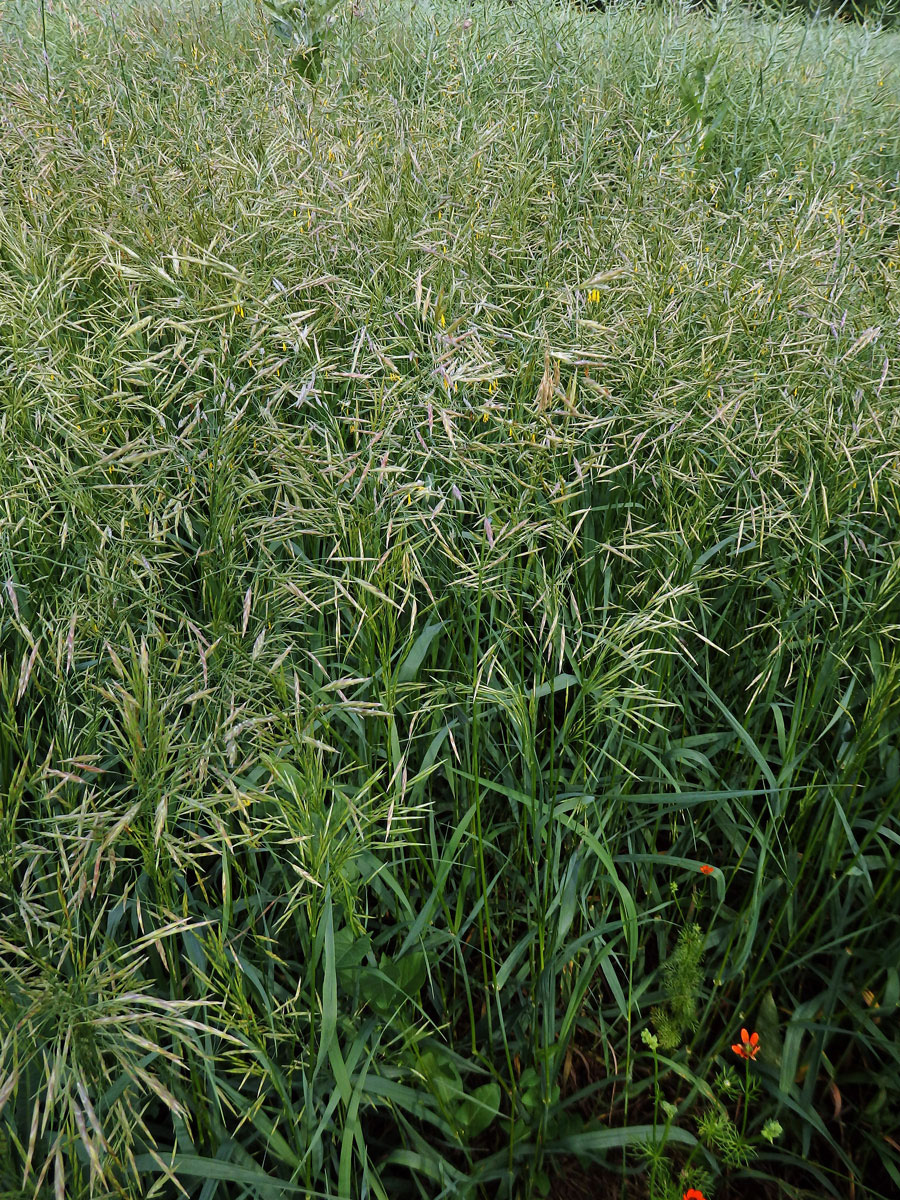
[65,611,77,674]
[731,1029,760,1140]
[39,0,55,156]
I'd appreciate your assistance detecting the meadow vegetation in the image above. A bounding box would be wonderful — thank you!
[1,0,899,1196]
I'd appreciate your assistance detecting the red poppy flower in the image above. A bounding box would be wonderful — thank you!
[700,864,714,875]
[683,1190,707,1200]
[731,1028,760,1060]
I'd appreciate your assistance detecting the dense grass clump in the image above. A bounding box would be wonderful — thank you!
[1,0,899,1196]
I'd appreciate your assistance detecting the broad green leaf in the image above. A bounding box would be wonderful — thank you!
[454,1081,501,1139]
[132,1154,306,1195]
[398,621,443,683]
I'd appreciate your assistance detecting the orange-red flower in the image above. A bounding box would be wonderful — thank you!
[700,864,714,875]
[683,1189,707,1200]
[732,1028,760,1060]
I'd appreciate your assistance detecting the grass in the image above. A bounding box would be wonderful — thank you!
[0,0,899,1196]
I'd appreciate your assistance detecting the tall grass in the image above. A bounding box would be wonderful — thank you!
[1,0,899,1196]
